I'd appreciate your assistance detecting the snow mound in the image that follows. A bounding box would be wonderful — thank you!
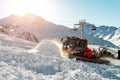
[29,39,62,57]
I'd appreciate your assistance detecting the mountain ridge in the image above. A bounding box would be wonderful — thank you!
[0,13,119,48]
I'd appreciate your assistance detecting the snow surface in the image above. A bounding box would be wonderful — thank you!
[0,34,120,80]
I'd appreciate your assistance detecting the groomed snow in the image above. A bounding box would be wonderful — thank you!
[0,34,120,80]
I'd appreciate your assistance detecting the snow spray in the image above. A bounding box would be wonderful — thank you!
[52,40,69,58]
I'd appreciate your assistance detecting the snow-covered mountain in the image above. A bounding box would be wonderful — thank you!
[108,28,120,47]
[0,13,119,48]
[0,34,120,80]
[84,25,120,47]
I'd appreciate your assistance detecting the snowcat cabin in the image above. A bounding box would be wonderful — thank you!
[61,36,88,56]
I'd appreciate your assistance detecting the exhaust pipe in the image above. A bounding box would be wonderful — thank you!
[118,50,120,59]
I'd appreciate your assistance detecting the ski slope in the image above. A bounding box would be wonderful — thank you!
[0,34,120,80]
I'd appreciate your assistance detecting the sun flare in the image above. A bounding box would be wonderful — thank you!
[9,0,55,17]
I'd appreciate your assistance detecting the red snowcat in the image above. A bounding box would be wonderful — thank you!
[61,36,111,64]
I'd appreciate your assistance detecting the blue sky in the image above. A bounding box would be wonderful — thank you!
[0,0,120,28]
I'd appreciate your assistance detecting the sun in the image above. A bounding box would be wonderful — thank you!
[9,0,55,17]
